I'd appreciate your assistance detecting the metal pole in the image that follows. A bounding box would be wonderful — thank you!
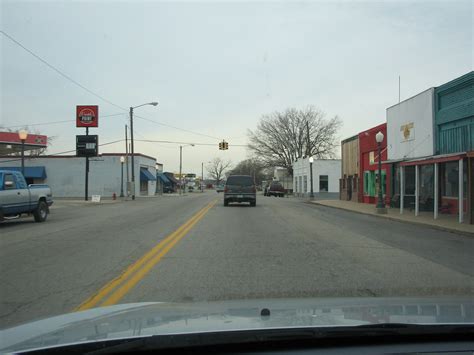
[434,163,438,219]
[377,142,383,208]
[179,145,182,195]
[309,161,314,198]
[21,140,25,176]
[125,125,129,196]
[85,127,89,201]
[201,162,204,192]
[130,107,135,200]
[120,162,124,197]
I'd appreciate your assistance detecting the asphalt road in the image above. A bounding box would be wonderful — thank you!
[1,192,473,329]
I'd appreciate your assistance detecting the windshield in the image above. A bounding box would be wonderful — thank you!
[1,0,473,351]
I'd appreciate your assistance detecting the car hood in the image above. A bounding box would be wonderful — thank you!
[1,297,473,352]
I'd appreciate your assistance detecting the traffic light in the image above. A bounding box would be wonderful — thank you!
[218,140,229,150]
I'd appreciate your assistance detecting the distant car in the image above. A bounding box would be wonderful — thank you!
[188,186,194,192]
[267,182,285,197]
[223,175,256,207]
[216,184,225,193]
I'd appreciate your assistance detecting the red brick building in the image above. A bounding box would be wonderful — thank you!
[358,123,391,205]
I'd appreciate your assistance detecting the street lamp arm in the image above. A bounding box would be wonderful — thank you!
[132,102,159,109]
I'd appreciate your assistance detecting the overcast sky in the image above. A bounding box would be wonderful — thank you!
[1,0,472,174]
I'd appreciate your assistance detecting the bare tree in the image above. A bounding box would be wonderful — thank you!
[247,106,341,174]
[206,157,232,184]
[227,158,272,185]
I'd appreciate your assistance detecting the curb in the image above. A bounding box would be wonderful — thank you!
[309,201,474,237]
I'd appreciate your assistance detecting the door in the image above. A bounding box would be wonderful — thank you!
[347,176,353,200]
[470,157,473,224]
[1,173,30,215]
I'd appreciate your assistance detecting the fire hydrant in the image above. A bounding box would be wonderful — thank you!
[112,192,116,200]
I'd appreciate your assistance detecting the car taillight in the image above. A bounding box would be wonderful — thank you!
[224,187,228,193]
[252,186,256,193]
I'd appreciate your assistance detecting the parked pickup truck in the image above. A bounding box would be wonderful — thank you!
[0,170,53,222]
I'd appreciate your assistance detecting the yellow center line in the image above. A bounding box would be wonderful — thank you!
[74,200,217,312]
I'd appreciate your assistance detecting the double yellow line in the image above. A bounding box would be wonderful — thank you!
[75,200,217,312]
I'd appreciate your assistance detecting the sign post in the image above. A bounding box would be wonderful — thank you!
[76,105,99,201]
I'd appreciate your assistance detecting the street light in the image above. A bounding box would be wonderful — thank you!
[18,130,28,176]
[179,144,194,195]
[130,101,158,200]
[120,156,125,197]
[309,156,314,199]
[375,131,387,214]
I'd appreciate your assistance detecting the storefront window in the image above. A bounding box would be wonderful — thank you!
[404,166,415,195]
[444,161,459,197]
[319,175,328,192]
[298,176,302,193]
[420,164,434,212]
[303,175,308,193]
[294,177,298,193]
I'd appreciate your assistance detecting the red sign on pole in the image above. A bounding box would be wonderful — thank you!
[76,105,99,127]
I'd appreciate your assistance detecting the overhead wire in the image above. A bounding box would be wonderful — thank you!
[1,30,226,141]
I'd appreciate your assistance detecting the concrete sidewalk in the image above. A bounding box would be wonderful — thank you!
[311,199,474,236]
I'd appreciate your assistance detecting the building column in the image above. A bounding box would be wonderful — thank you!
[434,163,438,220]
[415,165,419,217]
[459,158,464,223]
[400,165,404,214]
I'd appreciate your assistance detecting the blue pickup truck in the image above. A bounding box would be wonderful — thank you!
[0,170,53,222]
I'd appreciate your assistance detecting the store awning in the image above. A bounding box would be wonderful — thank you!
[140,168,157,181]
[399,152,466,167]
[1,166,47,179]
[156,172,170,184]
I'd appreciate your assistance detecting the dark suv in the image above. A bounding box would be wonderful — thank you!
[267,182,285,197]
[224,175,256,207]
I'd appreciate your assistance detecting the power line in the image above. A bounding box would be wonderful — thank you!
[134,114,221,140]
[0,139,124,164]
[135,139,248,147]
[2,113,125,129]
[1,30,126,112]
[1,30,227,142]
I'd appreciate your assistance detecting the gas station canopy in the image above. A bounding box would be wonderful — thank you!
[0,131,48,155]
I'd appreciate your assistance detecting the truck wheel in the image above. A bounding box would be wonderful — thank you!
[250,201,256,207]
[33,201,48,222]
[224,200,229,207]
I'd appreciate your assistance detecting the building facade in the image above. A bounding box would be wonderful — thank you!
[0,153,157,198]
[273,167,293,193]
[340,135,359,202]
[359,123,391,205]
[386,72,473,224]
[293,157,341,197]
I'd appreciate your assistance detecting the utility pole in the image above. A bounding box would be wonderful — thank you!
[125,125,129,197]
[306,120,311,157]
[201,162,204,192]
[130,107,135,200]
[179,145,183,195]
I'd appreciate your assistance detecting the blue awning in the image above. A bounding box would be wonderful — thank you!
[140,168,157,181]
[2,166,47,179]
[157,172,170,184]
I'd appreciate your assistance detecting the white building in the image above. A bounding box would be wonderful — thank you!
[0,153,157,198]
[273,167,293,192]
[387,87,435,161]
[292,157,341,197]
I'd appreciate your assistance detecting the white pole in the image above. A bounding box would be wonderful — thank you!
[400,165,404,214]
[415,165,419,217]
[459,158,464,223]
[434,163,438,220]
